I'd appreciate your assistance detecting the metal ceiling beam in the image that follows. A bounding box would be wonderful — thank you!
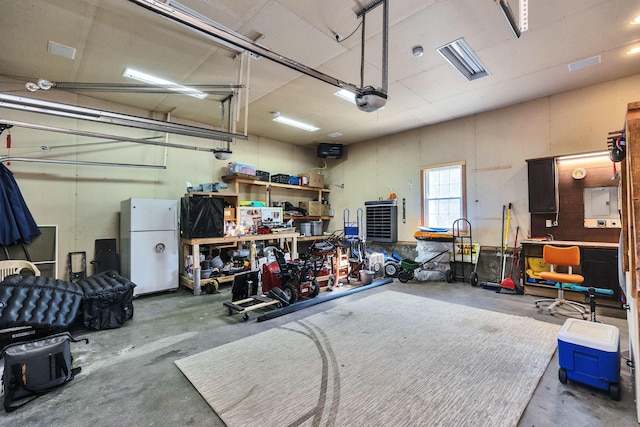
[495,0,521,38]
[0,118,225,153]
[129,0,361,93]
[0,93,247,142]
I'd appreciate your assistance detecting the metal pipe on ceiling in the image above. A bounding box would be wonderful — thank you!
[40,136,164,151]
[129,0,361,94]
[0,118,222,153]
[356,0,388,94]
[51,82,241,93]
[0,156,166,169]
[0,93,247,142]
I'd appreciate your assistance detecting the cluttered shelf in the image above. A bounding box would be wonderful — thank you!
[222,176,330,195]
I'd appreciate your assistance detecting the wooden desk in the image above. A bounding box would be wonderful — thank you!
[180,232,299,295]
[521,240,622,308]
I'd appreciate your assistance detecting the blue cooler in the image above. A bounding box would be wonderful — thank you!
[557,318,621,400]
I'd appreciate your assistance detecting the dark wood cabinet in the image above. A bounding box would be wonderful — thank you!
[581,247,621,305]
[527,158,557,213]
[521,240,622,308]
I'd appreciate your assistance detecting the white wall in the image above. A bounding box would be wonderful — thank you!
[0,85,320,278]
[3,73,640,278]
[328,73,640,246]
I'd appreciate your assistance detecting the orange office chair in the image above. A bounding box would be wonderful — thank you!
[534,245,587,319]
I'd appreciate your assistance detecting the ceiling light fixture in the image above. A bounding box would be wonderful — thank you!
[627,47,640,55]
[334,89,356,104]
[631,16,640,25]
[437,38,490,81]
[122,67,207,99]
[272,112,319,132]
[558,151,608,161]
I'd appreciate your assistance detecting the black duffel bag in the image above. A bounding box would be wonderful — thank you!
[1,332,88,412]
[74,271,136,330]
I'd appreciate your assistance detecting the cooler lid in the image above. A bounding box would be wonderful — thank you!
[558,318,619,352]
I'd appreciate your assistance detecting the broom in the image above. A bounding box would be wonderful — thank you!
[499,225,519,291]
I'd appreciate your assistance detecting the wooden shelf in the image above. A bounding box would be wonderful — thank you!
[223,176,330,194]
[284,215,332,221]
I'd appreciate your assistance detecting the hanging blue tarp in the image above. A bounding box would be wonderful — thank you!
[0,163,40,246]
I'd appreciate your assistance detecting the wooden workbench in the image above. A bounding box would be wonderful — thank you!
[180,231,299,295]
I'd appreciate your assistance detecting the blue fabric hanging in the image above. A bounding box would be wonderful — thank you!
[0,163,41,246]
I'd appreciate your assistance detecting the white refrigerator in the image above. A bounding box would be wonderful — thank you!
[120,198,179,296]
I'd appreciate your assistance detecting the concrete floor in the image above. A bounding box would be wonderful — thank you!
[0,279,636,426]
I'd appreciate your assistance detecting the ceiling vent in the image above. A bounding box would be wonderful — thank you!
[568,55,601,72]
[47,40,76,60]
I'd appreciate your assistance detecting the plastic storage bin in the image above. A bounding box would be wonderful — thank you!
[271,174,290,184]
[227,162,257,176]
[557,318,621,400]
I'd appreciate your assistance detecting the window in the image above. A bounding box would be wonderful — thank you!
[421,162,466,229]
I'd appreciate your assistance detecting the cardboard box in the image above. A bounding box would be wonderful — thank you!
[303,173,324,188]
[299,201,322,216]
[224,208,236,219]
[322,204,331,217]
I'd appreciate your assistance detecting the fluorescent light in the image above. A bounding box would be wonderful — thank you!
[272,114,319,132]
[437,38,490,81]
[122,67,207,99]
[334,89,356,104]
[558,151,608,161]
[632,16,640,25]
[628,47,640,55]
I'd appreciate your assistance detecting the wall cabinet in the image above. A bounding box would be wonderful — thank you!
[527,158,557,213]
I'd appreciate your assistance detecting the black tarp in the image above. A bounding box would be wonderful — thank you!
[0,164,41,247]
[180,196,225,239]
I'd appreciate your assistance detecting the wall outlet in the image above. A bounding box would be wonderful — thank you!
[584,218,598,228]
[545,219,552,227]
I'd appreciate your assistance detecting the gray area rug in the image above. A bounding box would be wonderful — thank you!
[175,290,560,426]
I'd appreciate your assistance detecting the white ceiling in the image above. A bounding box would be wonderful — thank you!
[0,0,639,146]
